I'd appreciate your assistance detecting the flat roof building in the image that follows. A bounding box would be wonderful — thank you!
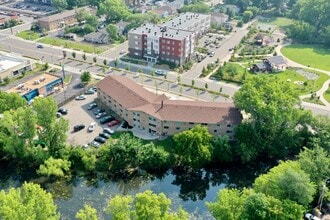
[0,52,34,83]
[6,73,63,101]
[97,75,242,137]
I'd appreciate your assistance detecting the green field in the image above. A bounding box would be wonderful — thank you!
[37,37,107,54]
[324,85,330,103]
[260,17,294,27]
[281,44,330,71]
[16,30,41,41]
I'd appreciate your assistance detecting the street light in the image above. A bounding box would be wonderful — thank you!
[61,63,67,101]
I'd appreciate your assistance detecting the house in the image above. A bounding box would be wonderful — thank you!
[252,56,287,72]
[254,33,264,45]
[0,14,19,26]
[151,6,173,18]
[97,75,242,137]
[116,21,129,35]
[211,13,229,26]
[84,30,109,44]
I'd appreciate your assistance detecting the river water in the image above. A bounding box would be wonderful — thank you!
[0,162,268,219]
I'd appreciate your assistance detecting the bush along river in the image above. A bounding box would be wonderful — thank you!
[0,161,272,219]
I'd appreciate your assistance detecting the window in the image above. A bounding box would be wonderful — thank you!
[189,122,194,125]
[227,124,232,127]
[149,123,156,127]
[108,100,112,103]
[202,123,208,125]
[214,130,217,133]
[164,126,169,129]
[176,127,181,130]
[226,130,233,133]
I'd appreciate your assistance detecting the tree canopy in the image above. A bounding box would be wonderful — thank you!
[105,190,188,220]
[98,0,130,23]
[0,182,59,220]
[173,125,213,168]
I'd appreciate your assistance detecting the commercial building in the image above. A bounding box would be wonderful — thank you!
[128,13,211,65]
[6,73,63,102]
[38,9,77,31]
[97,75,242,137]
[0,52,34,83]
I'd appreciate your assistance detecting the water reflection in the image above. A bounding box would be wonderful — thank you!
[0,161,271,219]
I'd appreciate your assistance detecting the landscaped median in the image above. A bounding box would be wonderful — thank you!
[15,30,42,41]
[37,37,107,54]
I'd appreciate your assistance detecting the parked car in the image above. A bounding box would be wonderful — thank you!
[56,112,62,118]
[37,44,43,49]
[208,51,215,57]
[73,124,85,132]
[91,86,97,92]
[108,119,120,127]
[155,70,165,76]
[82,144,89,148]
[87,103,97,110]
[90,141,100,148]
[94,136,106,144]
[88,122,96,132]
[84,89,95,95]
[103,128,114,134]
[100,116,114,124]
[75,95,86,100]
[99,132,111,139]
[57,108,68,115]
[94,109,105,115]
[96,112,107,119]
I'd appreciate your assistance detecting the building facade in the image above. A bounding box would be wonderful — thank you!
[38,9,77,31]
[97,76,242,137]
[128,13,210,65]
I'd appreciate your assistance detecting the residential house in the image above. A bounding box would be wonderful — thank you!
[97,75,242,137]
[38,9,77,31]
[151,6,173,18]
[116,21,129,35]
[211,13,229,26]
[84,30,109,44]
[252,56,287,72]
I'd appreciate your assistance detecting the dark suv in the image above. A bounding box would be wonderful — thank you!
[73,124,85,132]
[100,116,114,124]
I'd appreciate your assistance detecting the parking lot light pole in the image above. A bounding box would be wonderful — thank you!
[61,64,67,101]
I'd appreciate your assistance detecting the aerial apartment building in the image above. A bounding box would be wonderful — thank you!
[97,76,242,137]
[128,13,211,65]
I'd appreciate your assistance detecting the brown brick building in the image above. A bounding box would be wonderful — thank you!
[38,9,77,31]
[97,76,242,137]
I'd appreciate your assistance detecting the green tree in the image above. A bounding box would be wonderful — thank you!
[212,135,232,162]
[52,0,68,12]
[85,14,99,28]
[254,160,316,206]
[98,0,130,23]
[180,3,211,14]
[173,125,213,168]
[191,79,195,87]
[37,157,71,177]
[75,8,89,23]
[233,77,311,162]
[80,71,91,83]
[106,24,119,41]
[93,57,97,63]
[76,204,98,220]
[0,182,60,220]
[298,146,330,188]
[137,143,170,171]
[207,188,253,220]
[103,59,107,66]
[72,51,76,58]
[242,10,253,23]
[105,190,188,220]
[32,97,68,154]
[82,53,87,61]
[0,91,26,113]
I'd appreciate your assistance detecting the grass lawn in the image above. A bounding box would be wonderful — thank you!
[302,97,325,105]
[324,85,330,103]
[260,17,294,28]
[281,44,330,71]
[37,37,107,54]
[16,30,41,41]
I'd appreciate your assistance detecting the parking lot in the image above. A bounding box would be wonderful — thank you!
[61,92,121,146]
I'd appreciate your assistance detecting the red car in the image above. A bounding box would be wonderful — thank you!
[108,120,120,127]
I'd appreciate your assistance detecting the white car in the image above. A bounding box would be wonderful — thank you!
[88,122,96,132]
[75,95,86,100]
[103,128,114,134]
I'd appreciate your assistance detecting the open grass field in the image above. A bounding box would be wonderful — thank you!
[212,63,329,95]
[260,17,294,28]
[281,44,330,71]
[37,37,107,54]
[16,30,41,41]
